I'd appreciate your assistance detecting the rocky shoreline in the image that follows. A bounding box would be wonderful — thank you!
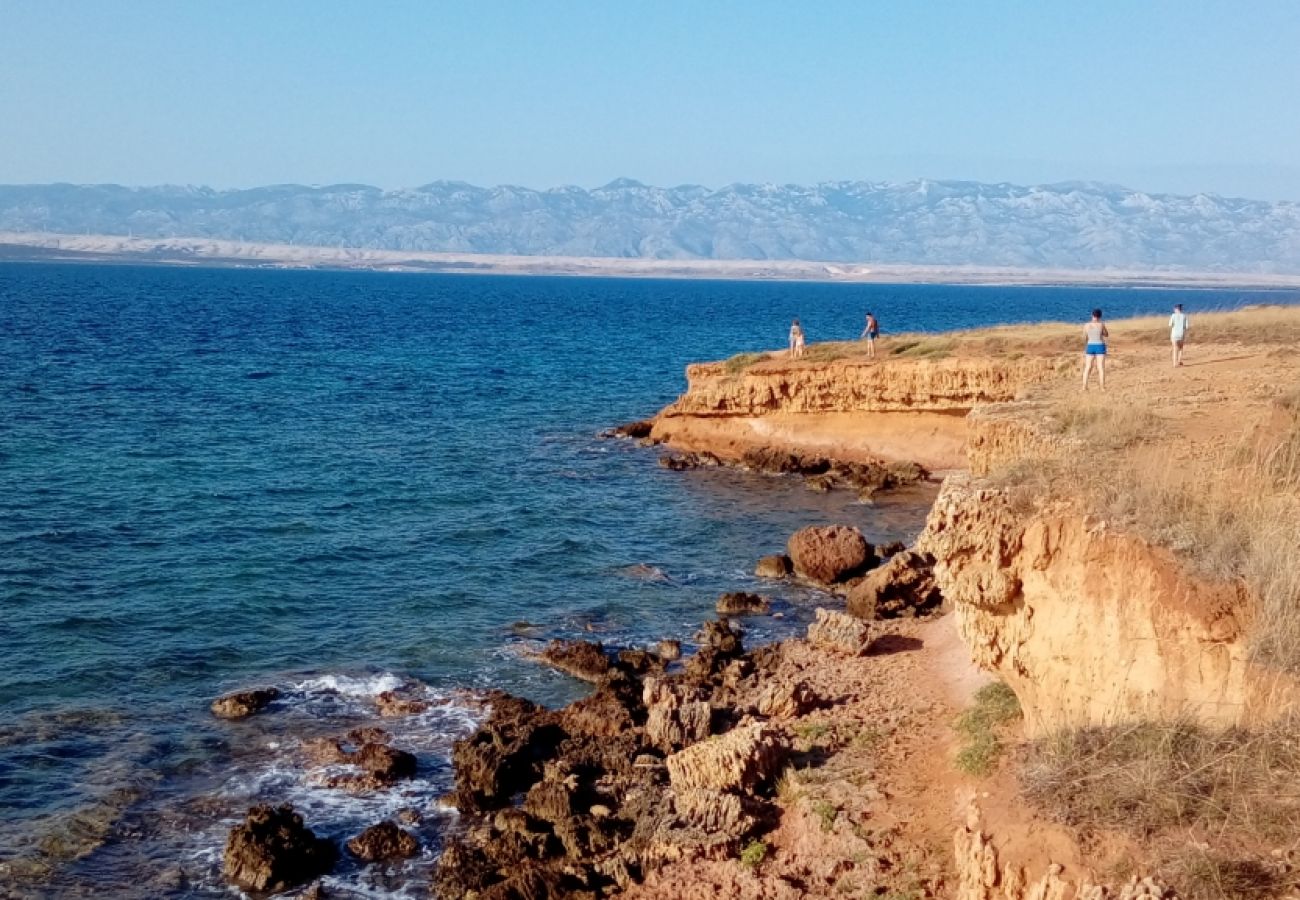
[209,525,943,897]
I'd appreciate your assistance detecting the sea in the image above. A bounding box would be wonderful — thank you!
[2,262,1297,898]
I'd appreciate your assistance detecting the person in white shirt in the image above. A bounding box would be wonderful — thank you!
[789,318,806,358]
[1169,303,1190,367]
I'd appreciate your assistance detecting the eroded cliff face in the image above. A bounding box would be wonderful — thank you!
[919,476,1296,735]
[650,356,1058,471]
[660,357,1058,418]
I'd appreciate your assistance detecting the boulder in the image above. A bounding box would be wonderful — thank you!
[211,687,280,720]
[355,742,417,781]
[807,608,877,656]
[222,805,337,893]
[665,723,788,793]
[346,821,420,863]
[786,525,876,584]
[537,639,611,683]
[655,639,682,662]
[715,592,770,616]
[695,618,743,655]
[754,679,819,719]
[659,452,721,471]
[754,554,793,579]
[846,550,944,619]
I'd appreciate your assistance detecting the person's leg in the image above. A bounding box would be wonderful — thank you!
[1082,354,1093,388]
[1176,340,1185,366]
[1172,339,1179,367]
[1097,354,1106,389]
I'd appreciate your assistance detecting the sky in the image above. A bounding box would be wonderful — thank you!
[3,1,1300,200]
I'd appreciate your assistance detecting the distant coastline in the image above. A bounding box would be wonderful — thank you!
[5,231,1300,288]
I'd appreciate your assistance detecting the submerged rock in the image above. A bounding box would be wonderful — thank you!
[787,525,876,584]
[210,687,280,720]
[715,592,771,616]
[346,821,420,863]
[658,451,722,470]
[374,690,429,717]
[222,805,336,893]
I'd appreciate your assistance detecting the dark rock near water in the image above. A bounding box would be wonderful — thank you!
[715,592,771,616]
[787,525,877,584]
[450,693,566,813]
[537,639,612,683]
[210,687,280,720]
[346,820,420,863]
[847,549,944,620]
[658,451,722,470]
[603,419,655,440]
[754,554,793,579]
[222,805,337,893]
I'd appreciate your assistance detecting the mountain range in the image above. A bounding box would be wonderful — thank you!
[3,178,1299,272]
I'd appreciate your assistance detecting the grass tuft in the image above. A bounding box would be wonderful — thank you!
[724,351,770,373]
[739,838,768,870]
[953,682,1021,776]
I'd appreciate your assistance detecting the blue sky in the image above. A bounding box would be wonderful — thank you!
[3,1,1299,199]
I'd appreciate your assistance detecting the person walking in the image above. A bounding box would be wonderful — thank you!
[1082,308,1109,390]
[1169,303,1190,367]
[789,318,806,359]
[860,312,880,358]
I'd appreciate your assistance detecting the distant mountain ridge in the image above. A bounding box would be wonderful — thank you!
[3,178,1300,272]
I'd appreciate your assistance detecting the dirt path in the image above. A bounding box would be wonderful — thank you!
[617,614,1080,899]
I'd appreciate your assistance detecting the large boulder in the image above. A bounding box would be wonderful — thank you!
[346,821,420,863]
[665,723,787,793]
[222,805,337,893]
[787,525,876,584]
[211,687,279,720]
[846,549,944,619]
[807,608,877,656]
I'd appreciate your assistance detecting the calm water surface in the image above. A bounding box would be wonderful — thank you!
[1,263,1296,896]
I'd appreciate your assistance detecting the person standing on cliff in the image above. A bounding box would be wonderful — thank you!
[860,312,880,358]
[1082,308,1108,390]
[1169,303,1190,367]
[789,318,806,359]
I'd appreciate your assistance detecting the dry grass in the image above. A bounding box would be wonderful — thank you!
[724,351,771,373]
[1022,719,1300,899]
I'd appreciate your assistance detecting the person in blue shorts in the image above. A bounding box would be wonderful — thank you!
[1082,308,1109,390]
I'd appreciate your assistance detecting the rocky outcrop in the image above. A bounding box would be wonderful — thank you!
[374,690,429,717]
[222,805,336,893]
[346,821,420,863]
[787,525,876,584]
[954,809,1172,899]
[210,687,279,719]
[920,475,1298,735]
[536,639,613,683]
[846,549,944,619]
[807,608,877,657]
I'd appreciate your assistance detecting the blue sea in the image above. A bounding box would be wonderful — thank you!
[2,263,1296,897]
